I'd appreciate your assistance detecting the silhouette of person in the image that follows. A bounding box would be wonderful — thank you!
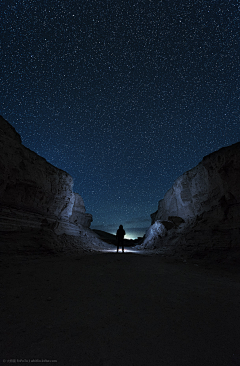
[116,225,125,253]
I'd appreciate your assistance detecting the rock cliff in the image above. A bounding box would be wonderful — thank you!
[144,142,240,257]
[0,116,94,245]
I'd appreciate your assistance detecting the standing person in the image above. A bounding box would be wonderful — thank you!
[116,225,125,253]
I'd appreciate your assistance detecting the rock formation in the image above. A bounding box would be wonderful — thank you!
[70,193,92,228]
[0,116,103,252]
[144,142,240,257]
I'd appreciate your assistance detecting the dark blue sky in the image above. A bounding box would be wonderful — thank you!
[2,0,240,238]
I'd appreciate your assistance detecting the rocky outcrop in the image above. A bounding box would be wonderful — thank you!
[0,116,92,238]
[146,142,240,257]
[152,142,240,224]
[69,193,93,228]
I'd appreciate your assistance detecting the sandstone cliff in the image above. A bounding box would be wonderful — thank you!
[144,142,240,257]
[0,116,96,250]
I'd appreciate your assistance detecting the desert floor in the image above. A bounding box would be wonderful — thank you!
[1,249,240,366]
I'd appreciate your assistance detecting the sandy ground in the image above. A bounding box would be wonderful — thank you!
[1,249,240,366]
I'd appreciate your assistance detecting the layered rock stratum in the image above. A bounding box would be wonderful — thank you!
[0,116,107,253]
[143,142,240,259]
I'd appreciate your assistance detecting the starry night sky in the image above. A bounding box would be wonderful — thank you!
[2,0,240,238]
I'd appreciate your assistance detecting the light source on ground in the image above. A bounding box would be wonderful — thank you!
[101,248,142,254]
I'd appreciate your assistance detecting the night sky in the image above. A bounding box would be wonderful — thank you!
[2,0,240,238]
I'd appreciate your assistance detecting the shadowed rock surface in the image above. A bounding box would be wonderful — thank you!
[141,142,240,259]
[0,116,107,253]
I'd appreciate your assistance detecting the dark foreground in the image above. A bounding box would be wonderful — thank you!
[1,252,240,366]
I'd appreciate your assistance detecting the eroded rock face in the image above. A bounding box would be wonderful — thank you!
[141,221,167,249]
[69,193,93,228]
[0,116,92,236]
[148,142,240,255]
[153,142,240,224]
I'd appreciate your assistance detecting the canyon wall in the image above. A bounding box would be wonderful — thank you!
[0,116,92,237]
[146,142,240,256]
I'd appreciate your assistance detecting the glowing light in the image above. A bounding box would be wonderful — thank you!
[108,233,136,240]
[101,248,142,254]
[124,234,137,240]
